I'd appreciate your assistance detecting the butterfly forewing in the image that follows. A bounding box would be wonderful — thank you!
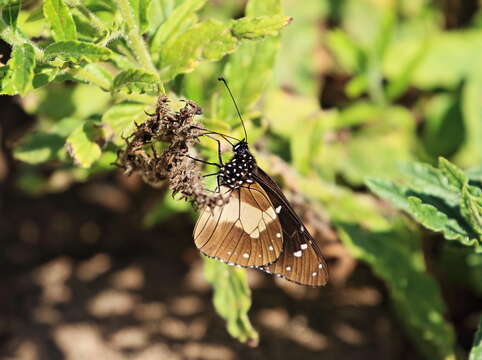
[254,168,328,286]
[194,183,284,267]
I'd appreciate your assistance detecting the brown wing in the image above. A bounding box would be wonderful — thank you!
[193,182,283,267]
[254,168,328,286]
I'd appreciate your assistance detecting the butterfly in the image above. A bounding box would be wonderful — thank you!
[192,78,328,286]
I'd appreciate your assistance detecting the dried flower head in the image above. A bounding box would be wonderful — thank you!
[116,96,229,209]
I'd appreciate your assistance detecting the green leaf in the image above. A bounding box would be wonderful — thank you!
[13,133,65,164]
[43,0,77,41]
[231,15,292,40]
[217,0,283,126]
[101,102,146,144]
[43,40,112,63]
[203,257,258,345]
[150,0,206,60]
[408,197,481,252]
[398,162,460,207]
[159,19,238,81]
[469,317,482,360]
[338,222,456,360]
[1,43,36,95]
[65,121,103,168]
[1,0,20,27]
[438,157,467,191]
[112,68,160,95]
[32,65,60,89]
[366,178,411,212]
[461,185,482,235]
[143,191,191,228]
[160,20,238,81]
[128,0,152,33]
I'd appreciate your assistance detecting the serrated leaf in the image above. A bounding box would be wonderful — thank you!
[150,0,206,60]
[439,157,467,191]
[43,0,77,41]
[469,317,482,360]
[408,197,481,252]
[461,185,482,235]
[398,162,460,207]
[1,43,36,95]
[231,15,292,40]
[101,103,146,144]
[44,41,112,63]
[66,121,103,168]
[338,222,456,360]
[112,69,159,95]
[159,19,238,82]
[203,257,258,345]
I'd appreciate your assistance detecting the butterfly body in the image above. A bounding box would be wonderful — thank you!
[218,140,256,189]
[194,139,328,286]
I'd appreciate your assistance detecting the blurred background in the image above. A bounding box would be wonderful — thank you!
[1,0,482,359]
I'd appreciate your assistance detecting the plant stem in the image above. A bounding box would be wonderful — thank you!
[65,0,108,35]
[115,0,157,74]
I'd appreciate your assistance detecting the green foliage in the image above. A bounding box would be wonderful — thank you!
[367,158,482,253]
[2,0,482,357]
[338,222,455,360]
[203,256,258,345]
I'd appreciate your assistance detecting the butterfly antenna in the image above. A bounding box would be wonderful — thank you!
[218,77,248,143]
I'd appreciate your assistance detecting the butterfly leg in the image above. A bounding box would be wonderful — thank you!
[185,155,221,167]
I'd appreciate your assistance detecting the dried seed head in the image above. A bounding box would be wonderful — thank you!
[116,96,229,209]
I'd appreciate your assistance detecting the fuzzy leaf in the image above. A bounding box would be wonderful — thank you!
[203,257,259,345]
[43,0,77,41]
[469,317,482,360]
[339,223,456,360]
[439,157,468,191]
[150,0,206,58]
[101,103,146,144]
[1,43,35,95]
[159,19,238,81]
[408,197,481,252]
[231,15,292,40]
[366,178,411,212]
[43,41,112,63]
[65,121,103,168]
[128,0,152,33]
[112,69,160,95]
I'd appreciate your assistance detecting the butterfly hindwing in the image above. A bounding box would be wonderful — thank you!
[194,182,284,267]
[254,168,328,286]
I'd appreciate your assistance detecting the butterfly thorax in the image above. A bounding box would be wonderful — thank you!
[218,140,256,189]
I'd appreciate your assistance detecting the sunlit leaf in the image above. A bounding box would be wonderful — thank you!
[231,15,292,40]
[43,41,112,63]
[101,102,146,144]
[65,121,103,168]
[1,43,35,95]
[43,0,77,41]
[112,68,160,95]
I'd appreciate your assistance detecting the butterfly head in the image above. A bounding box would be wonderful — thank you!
[233,139,249,154]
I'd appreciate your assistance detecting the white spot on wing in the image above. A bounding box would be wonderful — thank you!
[268,246,274,251]
[300,243,308,250]
[275,205,282,214]
[243,253,249,258]
[276,233,281,238]
[318,263,323,269]
[286,266,291,271]
[312,272,317,276]
[300,225,304,232]
[294,250,302,257]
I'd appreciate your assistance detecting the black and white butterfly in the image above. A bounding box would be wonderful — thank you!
[193,78,328,287]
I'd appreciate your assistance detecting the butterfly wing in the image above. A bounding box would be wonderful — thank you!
[194,182,284,267]
[254,168,328,286]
